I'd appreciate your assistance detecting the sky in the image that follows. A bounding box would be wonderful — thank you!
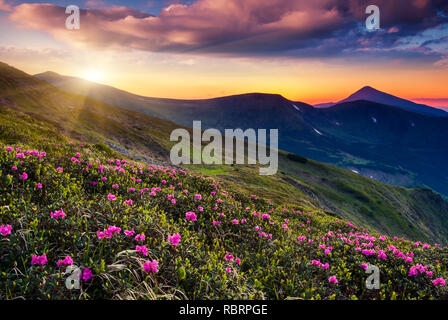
[0,0,447,108]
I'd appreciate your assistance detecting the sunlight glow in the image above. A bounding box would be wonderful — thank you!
[81,69,104,83]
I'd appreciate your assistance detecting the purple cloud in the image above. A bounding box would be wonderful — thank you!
[7,0,448,61]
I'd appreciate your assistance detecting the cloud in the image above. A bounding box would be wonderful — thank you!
[0,45,71,59]
[85,1,107,8]
[0,0,11,11]
[7,0,448,59]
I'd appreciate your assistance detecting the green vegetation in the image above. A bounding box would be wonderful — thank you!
[1,138,448,300]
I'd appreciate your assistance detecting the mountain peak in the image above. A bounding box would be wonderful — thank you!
[338,86,447,117]
[36,71,61,77]
[346,86,383,99]
[357,85,378,93]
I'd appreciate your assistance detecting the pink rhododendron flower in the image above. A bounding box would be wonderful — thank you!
[377,250,387,260]
[31,253,47,266]
[143,260,159,273]
[80,267,93,282]
[328,276,338,284]
[167,233,181,247]
[185,211,197,221]
[135,234,145,242]
[225,253,234,261]
[124,229,135,237]
[50,209,66,219]
[433,278,446,287]
[360,263,368,271]
[57,255,74,267]
[136,245,148,256]
[107,193,117,201]
[97,231,105,239]
[408,266,418,277]
[0,225,12,237]
[311,260,322,266]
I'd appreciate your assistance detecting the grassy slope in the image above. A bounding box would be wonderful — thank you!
[1,130,448,300]
[1,61,448,246]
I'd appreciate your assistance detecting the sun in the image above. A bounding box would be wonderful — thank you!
[81,69,104,83]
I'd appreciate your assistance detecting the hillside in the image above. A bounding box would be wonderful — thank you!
[4,61,448,245]
[1,126,448,299]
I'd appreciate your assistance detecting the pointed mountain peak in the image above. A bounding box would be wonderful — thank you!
[337,86,447,117]
[344,86,386,101]
[357,85,379,93]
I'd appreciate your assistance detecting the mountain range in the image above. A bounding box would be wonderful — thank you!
[35,71,448,196]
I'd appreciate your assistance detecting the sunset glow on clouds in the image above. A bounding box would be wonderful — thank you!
[0,0,447,105]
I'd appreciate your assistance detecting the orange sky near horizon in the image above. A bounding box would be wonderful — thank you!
[1,1,447,107]
[4,52,447,108]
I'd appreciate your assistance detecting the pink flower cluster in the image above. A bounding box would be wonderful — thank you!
[124,229,135,237]
[136,245,148,256]
[57,255,74,267]
[143,260,159,273]
[328,276,338,284]
[311,260,330,269]
[0,224,12,237]
[408,264,431,277]
[80,267,93,282]
[107,193,117,201]
[167,233,181,247]
[97,225,121,239]
[31,253,48,265]
[185,211,197,221]
[258,232,272,239]
[50,209,66,219]
[124,199,133,206]
[433,278,446,287]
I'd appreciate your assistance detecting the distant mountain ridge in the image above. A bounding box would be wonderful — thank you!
[34,70,448,196]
